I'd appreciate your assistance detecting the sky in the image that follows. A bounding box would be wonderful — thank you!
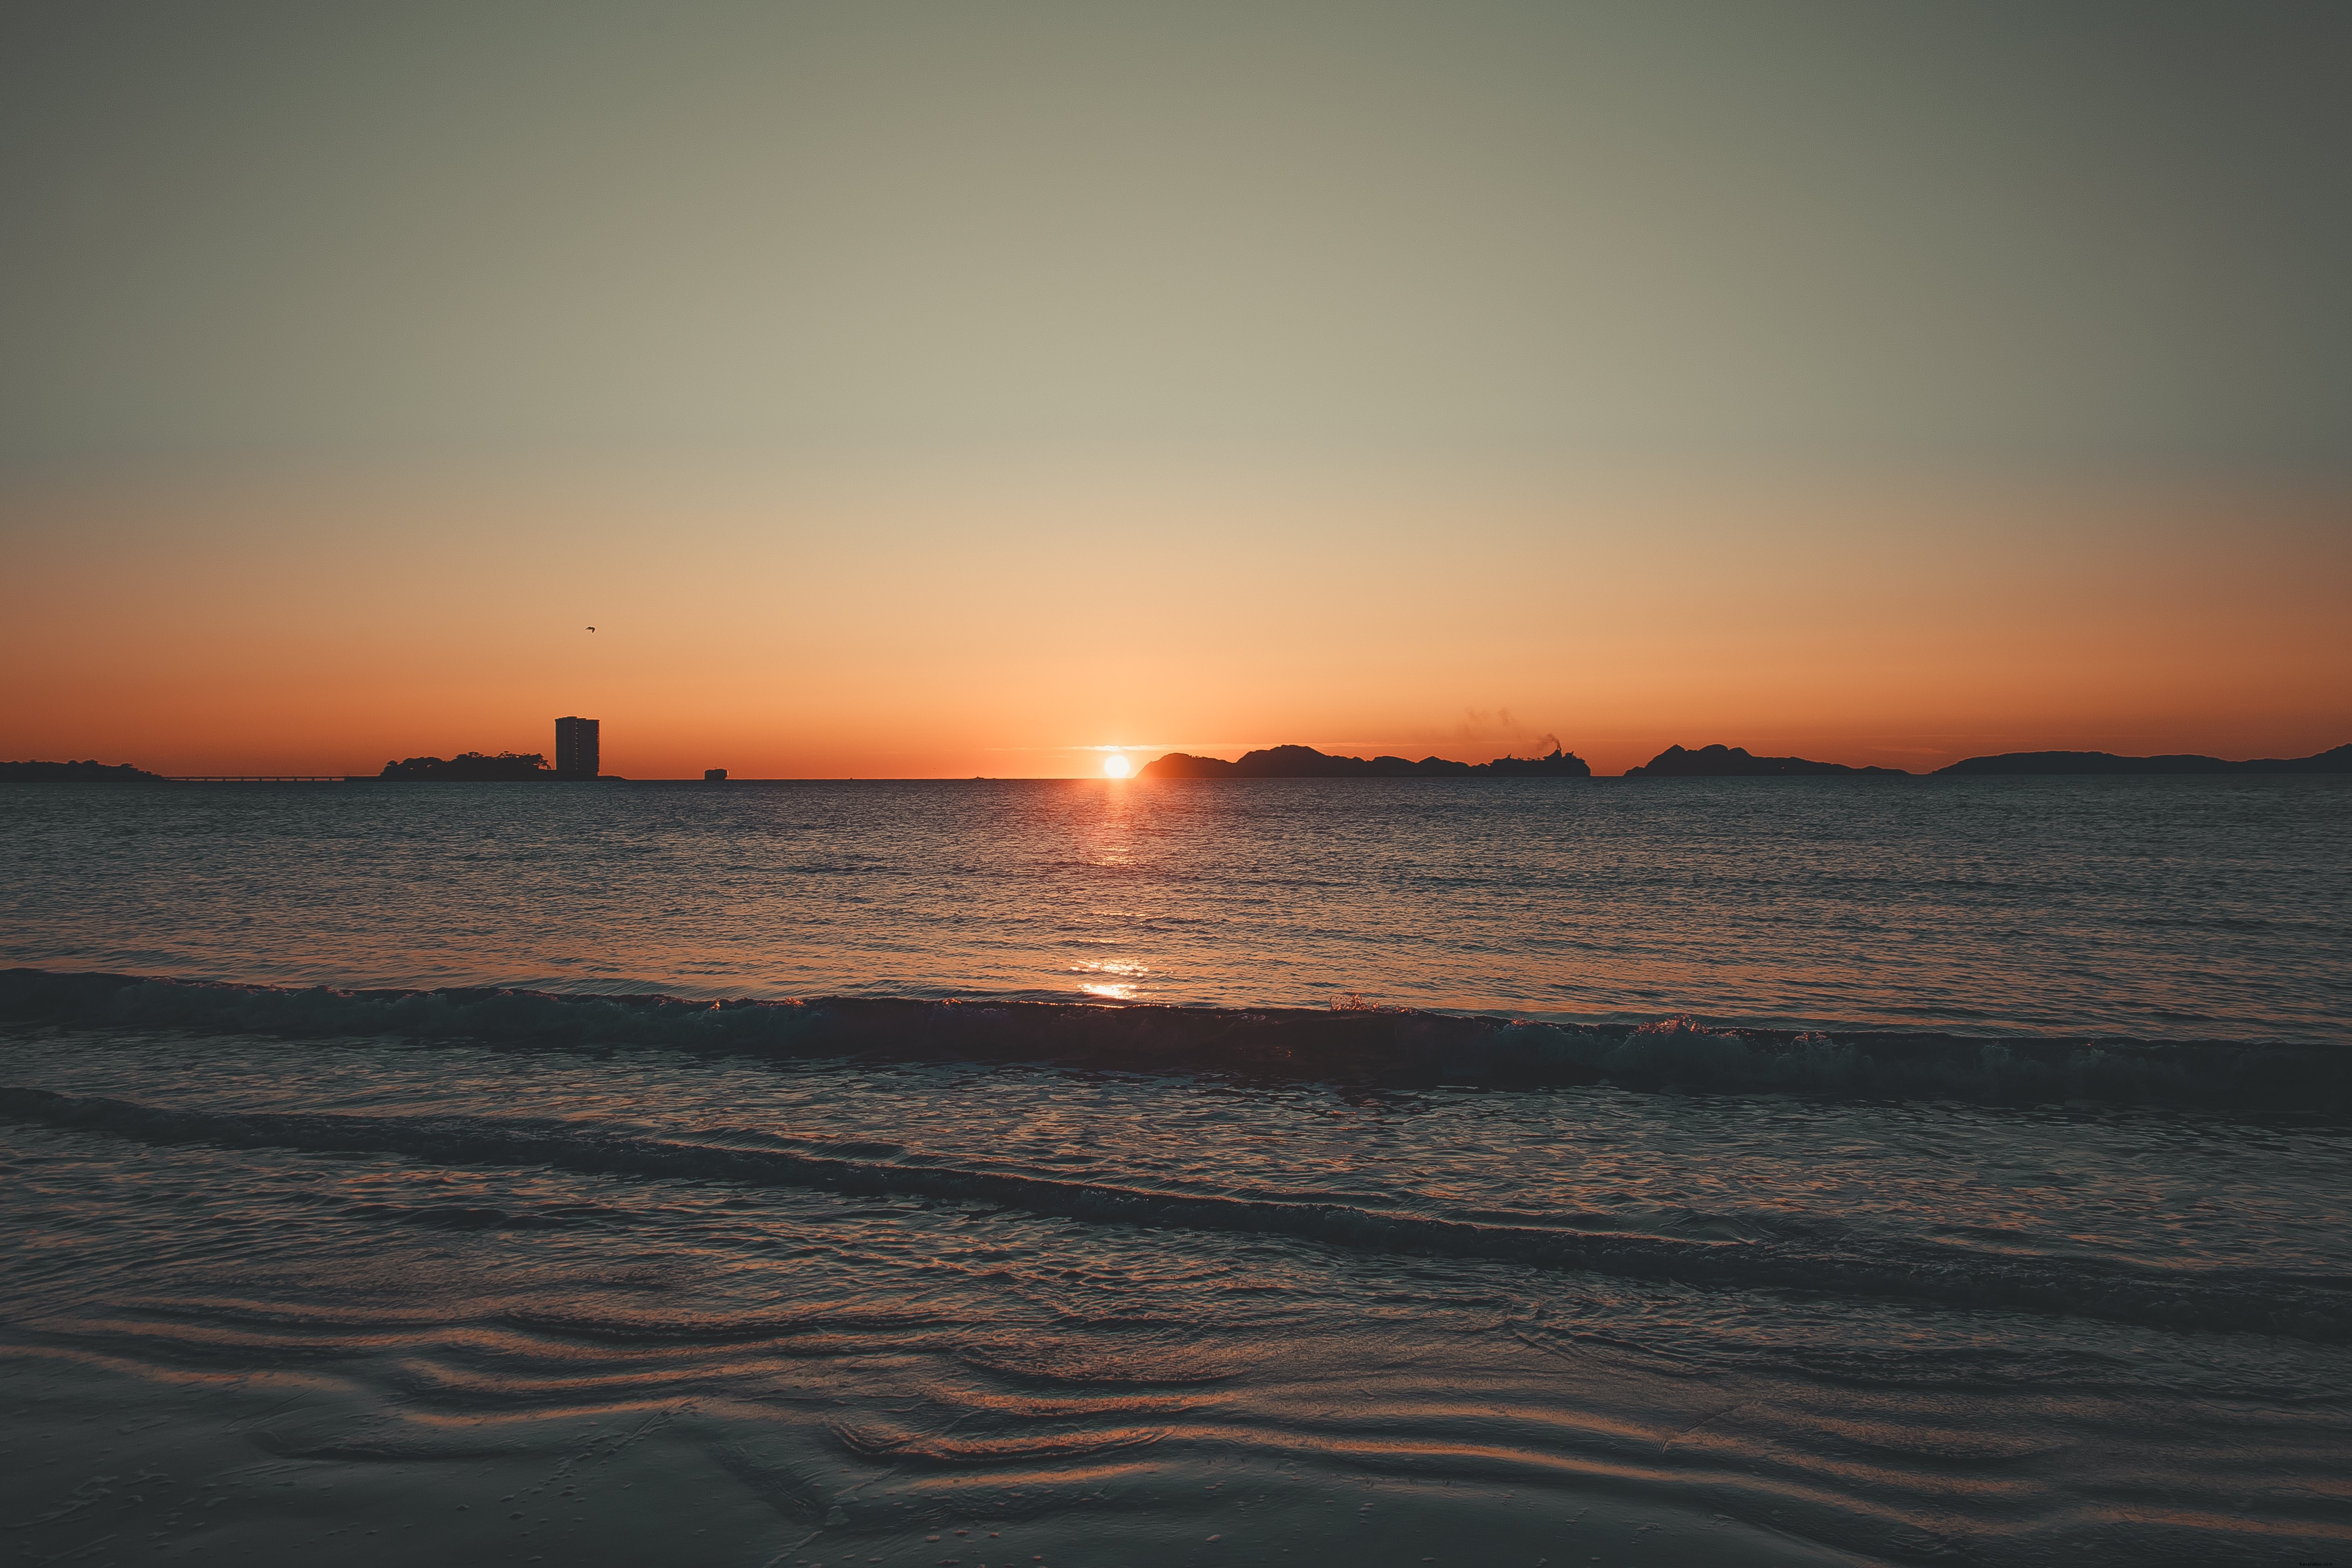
[3,1,2346,777]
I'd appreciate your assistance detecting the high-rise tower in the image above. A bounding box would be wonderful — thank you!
[555,716,600,778]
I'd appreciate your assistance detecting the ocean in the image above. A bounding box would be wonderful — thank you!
[2,776,2347,1566]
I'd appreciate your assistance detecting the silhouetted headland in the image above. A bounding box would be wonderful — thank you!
[1624,744,1908,777]
[1141,744,1591,778]
[1936,743,2352,775]
[0,760,166,783]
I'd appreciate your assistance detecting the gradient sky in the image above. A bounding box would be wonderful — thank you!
[3,1,2346,776]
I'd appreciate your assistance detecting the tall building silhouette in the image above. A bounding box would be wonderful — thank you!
[555,716,600,778]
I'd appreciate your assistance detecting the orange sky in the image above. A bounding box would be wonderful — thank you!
[7,7,2349,776]
[4,463,2345,777]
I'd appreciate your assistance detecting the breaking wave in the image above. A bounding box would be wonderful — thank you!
[0,968,2345,1114]
[3,1084,2345,1344]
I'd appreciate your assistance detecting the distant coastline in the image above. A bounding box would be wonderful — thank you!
[1139,740,2352,780]
[1617,742,2350,777]
[1141,744,1591,779]
[1934,745,2352,776]
[0,760,167,783]
[374,751,616,782]
[0,752,620,783]
[7,741,2346,782]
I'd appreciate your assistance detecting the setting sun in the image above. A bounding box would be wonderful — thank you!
[1102,753,1132,778]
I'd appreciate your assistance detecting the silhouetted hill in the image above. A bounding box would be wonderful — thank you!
[1624,745,1908,778]
[0,760,166,782]
[1141,745,1591,779]
[377,751,558,781]
[1937,744,2352,775]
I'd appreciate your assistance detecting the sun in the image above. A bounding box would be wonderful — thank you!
[1102,753,1132,778]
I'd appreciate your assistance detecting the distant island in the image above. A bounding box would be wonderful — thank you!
[1935,744,2352,775]
[0,760,166,783]
[378,751,567,781]
[1142,744,1591,778]
[1624,744,1906,778]
[1621,741,2352,777]
[377,717,610,781]
[1134,739,2352,781]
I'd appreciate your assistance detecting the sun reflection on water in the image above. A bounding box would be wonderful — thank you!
[1074,958,1149,1002]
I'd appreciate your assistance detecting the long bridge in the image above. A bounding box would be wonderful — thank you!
[163,775,355,783]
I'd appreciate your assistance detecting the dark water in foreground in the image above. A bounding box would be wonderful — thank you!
[1,778,2346,1565]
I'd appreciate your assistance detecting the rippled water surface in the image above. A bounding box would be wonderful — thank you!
[3,775,2348,1036]
[1,779,2347,1565]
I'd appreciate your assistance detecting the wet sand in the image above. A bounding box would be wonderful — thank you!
[3,1353,1854,1567]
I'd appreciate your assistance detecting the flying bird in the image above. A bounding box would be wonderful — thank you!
[586,626,595,632]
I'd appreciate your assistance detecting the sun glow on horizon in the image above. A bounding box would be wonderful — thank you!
[1103,753,1132,777]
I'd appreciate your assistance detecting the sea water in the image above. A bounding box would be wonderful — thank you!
[1,777,2346,1565]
